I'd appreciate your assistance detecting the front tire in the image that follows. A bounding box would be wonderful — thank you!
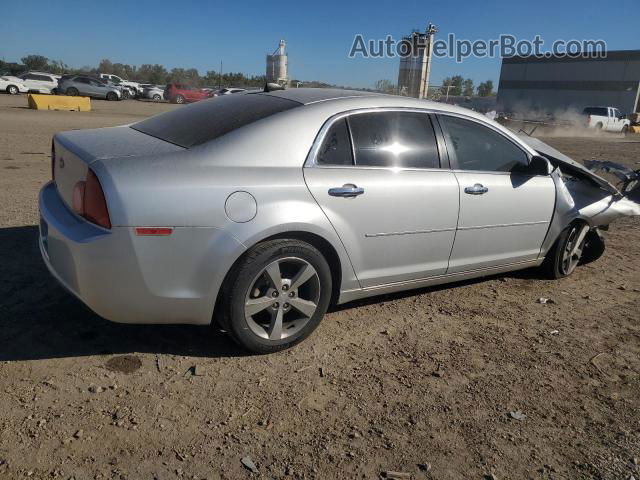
[7,85,19,95]
[174,94,185,104]
[66,87,79,96]
[542,222,590,279]
[106,92,118,101]
[220,239,332,354]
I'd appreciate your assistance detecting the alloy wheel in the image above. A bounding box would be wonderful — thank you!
[560,225,588,275]
[244,257,321,341]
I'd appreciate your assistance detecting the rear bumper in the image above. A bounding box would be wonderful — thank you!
[39,182,246,325]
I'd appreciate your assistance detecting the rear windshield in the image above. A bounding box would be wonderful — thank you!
[583,107,608,116]
[131,94,301,148]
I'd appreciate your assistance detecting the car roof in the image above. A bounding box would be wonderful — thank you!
[254,88,492,120]
[257,88,377,105]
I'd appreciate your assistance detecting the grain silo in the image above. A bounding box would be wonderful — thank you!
[266,40,288,85]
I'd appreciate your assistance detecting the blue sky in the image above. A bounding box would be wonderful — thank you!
[3,0,639,88]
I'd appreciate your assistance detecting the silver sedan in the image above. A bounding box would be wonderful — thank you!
[39,89,640,353]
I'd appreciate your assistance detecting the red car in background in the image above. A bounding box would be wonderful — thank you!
[164,83,210,104]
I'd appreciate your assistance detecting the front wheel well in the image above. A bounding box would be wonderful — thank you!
[213,231,343,326]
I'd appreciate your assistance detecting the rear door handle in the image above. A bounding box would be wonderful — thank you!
[328,184,365,198]
[464,183,489,195]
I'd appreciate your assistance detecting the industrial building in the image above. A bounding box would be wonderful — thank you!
[497,50,640,115]
[397,24,437,99]
[266,40,288,85]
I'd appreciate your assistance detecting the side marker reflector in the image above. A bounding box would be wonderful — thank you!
[135,227,173,236]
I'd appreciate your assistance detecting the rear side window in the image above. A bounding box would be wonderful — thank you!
[131,93,301,148]
[583,107,608,116]
[317,119,353,166]
[348,112,440,169]
[439,115,528,173]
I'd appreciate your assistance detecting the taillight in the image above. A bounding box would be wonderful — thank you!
[71,169,111,229]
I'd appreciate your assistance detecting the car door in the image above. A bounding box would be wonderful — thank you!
[437,114,555,273]
[90,79,107,98]
[612,108,625,132]
[74,77,91,96]
[304,110,460,288]
[19,74,36,92]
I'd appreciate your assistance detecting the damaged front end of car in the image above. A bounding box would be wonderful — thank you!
[519,136,640,261]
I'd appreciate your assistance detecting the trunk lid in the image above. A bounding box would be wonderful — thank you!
[53,125,184,210]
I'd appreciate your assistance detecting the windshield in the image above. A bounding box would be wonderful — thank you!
[130,93,301,148]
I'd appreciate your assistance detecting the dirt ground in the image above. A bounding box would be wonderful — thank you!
[0,93,639,480]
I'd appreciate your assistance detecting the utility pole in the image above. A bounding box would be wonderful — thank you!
[219,60,222,89]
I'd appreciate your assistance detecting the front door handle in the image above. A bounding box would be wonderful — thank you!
[328,184,365,198]
[464,183,489,195]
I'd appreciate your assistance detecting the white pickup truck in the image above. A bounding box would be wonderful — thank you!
[98,73,141,97]
[583,107,631,134]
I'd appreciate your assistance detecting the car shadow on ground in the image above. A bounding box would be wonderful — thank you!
[1,225,551,362]
[0,225,247,362]
[330,265,547,313]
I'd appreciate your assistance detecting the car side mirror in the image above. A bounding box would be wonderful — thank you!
[528,155,550,176]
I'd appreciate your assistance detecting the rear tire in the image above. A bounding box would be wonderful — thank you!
[7,85,19,95]
[66,87,79,96]
[174,94,185,104]
[622,125,629,136]
[152,94,161,101]
[541,222,589,279]
[219,239,332,354]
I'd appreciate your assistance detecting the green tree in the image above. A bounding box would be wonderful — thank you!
[477,80,494,97]
[462,78,474,97]
[440,75,464,96]
[21,55,49,71]
[47,59,69,74]
[137,64,168,84]
[98,58,114,74]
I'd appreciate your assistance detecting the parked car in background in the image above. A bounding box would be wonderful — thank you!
[163,83,208,104]
[215,87,246,96]
[98,74,141,97]
[58,75,121,100]
[16,72,60,94]
[139,84,165,101]
[39,89,639,353]
[101,78,134,99]
[583,107,631,134]
[0,75,29,95]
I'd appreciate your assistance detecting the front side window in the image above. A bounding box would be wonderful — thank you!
[439,115,528,173]
[348,112,440,169]
[316,119,353,166]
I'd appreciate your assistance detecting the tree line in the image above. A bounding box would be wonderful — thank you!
[0,54,337,89]
[440,76,494,97]
[2,55,495,95]
[374,76,495,97]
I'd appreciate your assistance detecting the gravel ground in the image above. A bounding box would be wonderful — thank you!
[0,93,639,480]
